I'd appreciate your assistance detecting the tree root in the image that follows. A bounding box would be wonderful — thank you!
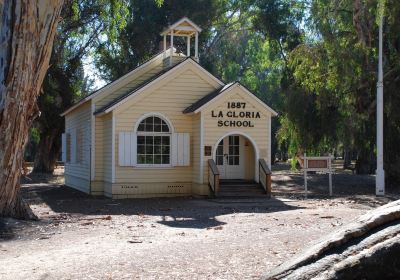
[263,200,400,280]
[0,195,38,220]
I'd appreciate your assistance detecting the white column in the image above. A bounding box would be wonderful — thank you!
[163,34,166,59]
[187,36,190,57]
[195,32,198,61]
[170,30,174,66]
[376,15,385,196]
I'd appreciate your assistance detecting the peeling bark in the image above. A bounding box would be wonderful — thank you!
[0,0,63,219]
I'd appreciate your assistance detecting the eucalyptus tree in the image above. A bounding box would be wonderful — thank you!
[0,0,64,219]
[32,0,129,173]
[0,0,155,219]
[274,0,400,183]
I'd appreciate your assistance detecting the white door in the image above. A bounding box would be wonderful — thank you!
[216,135,245,179]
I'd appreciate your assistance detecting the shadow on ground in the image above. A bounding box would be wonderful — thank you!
[17,183,303,231]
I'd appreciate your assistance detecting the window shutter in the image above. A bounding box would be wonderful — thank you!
[71,128,77,163]
[118,132,136,166]
[61,133,66,162]
[172,133,190,166]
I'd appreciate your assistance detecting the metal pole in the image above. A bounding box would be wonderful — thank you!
[376,15,385,196]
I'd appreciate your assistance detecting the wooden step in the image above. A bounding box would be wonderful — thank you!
[216,180,267,198]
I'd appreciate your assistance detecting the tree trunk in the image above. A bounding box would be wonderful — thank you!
[32,127,62,173]
[343,146,352,169]
[262,200,400,280]
[0,0,64,219]
[356,148,376,174]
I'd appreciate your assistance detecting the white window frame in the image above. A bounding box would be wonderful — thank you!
[135,113,174,168]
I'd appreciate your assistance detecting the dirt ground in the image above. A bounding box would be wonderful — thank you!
[0,163,399,280]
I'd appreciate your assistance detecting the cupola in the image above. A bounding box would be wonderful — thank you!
[160,17,202,65]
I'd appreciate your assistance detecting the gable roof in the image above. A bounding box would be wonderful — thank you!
[182,82,235,113]
[160,17,202,36]
[94,58,188,115]
[60,48,175,116]
[183,81,278,116]
[94,57,225,116]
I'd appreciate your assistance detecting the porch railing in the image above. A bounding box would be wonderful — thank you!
[259,158,272,197]
[208,159,220,195]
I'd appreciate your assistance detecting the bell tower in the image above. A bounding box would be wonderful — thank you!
[160,17,202,65]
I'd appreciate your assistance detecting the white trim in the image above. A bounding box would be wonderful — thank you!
[91,102,95,180]
[187,36,190,57]
[160,17,202,35]
[170,30,174,66]
[193,82,278,116]
[195,32,198,59]
[61,133,66,163]
[60,48,175,117]
[163,35,167,59]
[133,164,173,168]
[100,59,224,115]
[267,116,271,169]
[212,131,260,182]
[111,113,115,183]
[134,112,175,133]
[134,113,173,167]
[199,113,204,184]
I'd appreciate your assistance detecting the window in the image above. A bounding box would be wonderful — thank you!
[137,116,171,165]
[216,141,224,165]
[228,135,240,165]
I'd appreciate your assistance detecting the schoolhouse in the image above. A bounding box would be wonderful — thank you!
[61,18,277,198]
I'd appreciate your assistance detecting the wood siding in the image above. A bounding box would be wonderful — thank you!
[112,65,220,195]
[192,113,201,183]
[103,114,113,182]
[201,88,272,183]
[64,101,91,193]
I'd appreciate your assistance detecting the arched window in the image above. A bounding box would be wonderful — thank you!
[136,116,171,165]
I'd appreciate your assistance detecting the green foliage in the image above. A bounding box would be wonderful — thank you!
[95,0,219,82]
[33,0,400,183]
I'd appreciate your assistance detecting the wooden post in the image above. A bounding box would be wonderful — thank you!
[215,174,220,194]
[329,154,333,196]
[163,34,166,59]
[304,153,308,198]
[195,32,198,61]
[187,36,190,57]
[170,30,173,66]
[266,174,272,197]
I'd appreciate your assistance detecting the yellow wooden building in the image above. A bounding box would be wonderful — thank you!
[61,18,277,198]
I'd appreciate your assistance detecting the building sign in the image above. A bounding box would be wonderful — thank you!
[204,146,212,156]
[211,102,261,127]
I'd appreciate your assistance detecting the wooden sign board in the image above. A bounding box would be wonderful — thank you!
[204,146,212,156]
[307,159,328,169]
[300,154,333,196]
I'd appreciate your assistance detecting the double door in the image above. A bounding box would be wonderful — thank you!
[216,135,245,179]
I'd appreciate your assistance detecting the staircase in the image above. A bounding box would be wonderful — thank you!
[216,179,267,198]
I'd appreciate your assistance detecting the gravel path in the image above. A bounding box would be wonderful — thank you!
[0,166,398,280]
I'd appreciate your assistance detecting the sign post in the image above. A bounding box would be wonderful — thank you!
[301,154,333,197]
